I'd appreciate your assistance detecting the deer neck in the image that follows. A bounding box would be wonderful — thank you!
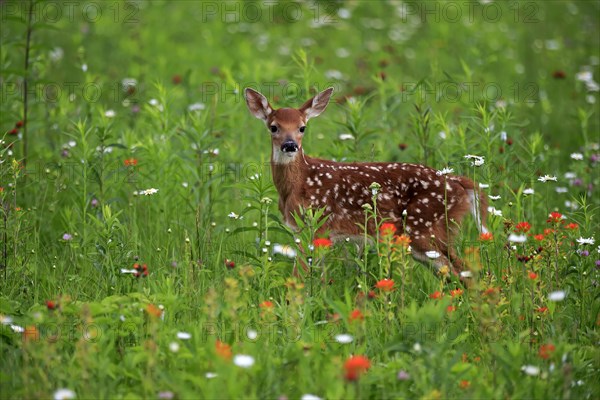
[271,150,308,201]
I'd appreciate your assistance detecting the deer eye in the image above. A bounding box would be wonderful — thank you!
[269,125,278,133]
[299,126,306,133]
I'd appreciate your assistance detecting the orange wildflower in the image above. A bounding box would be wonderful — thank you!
[450,288,463,297]
[515,222,531,233]
[565,223,579,230]
[393,234,411,248]
[313,238,333,248]
[528,271,538,280]
[259,300,274,309]
[215,340,232,360]
[343,355,371,381]
[124,158,138,167]
[145,304,162,319]
[429,291,443,300]
[547,212,563,224]
[349,309,364,322]
[479,232,493,241]
[538,343,555,359]
[459,380,470,389]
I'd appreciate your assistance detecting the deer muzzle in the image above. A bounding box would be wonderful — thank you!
[281,140,299,153]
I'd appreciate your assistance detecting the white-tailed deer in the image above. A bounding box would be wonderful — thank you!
[244,87,488,277]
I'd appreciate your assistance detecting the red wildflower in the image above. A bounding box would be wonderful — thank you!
[380,223,397,237]
[565,223,579,230]
[367,290,376,299]
[8,128,18,135]
[398,143,408,151]
[349,309,364,322]
[536,306,548,313]
[538,343,556,359]
[393,234,411,248]
[450,288,463,297]
[259,301,274,309]
[543,228,555,236]
[15,120,24,128]
[313,238,333,249]
[215,340,232,360]
[133,263,148,277]
[429,291,443,300]
[447,305,456,313]
[528,271,538,280]
[515,222,531,233]
[124,158,138,167]
[547,212,563,224]
[552,70,566,79]
[459,380,471,389]
[343,355,371,381]
[483,287,498,296]
[375,278,394,291]
[46,300,57,310]
[479,232,494,241]
[533,234,545,241]
[225,259,235,269]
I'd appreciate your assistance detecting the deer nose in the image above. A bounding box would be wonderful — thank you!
[281,140,299,153]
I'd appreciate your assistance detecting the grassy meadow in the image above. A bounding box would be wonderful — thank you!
[1,0,599,398]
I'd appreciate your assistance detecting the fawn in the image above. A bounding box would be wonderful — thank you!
[244,87,488,277]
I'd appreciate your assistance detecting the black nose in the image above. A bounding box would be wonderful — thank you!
[281,141,298,153]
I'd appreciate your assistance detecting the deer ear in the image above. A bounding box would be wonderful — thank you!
[244,88,273,122]
[300,87,334,120]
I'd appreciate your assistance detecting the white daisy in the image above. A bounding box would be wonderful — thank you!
[548,291,566,302]
[555,187,568,193]
[139,188,159,196]
[489,195,501,200]
[104,109,116,118]
[273,244,297,258]
[338,133,355,141]
[177,332,191,340]
[54,389,76,400]
[523,188,535,195]
[576,237,595,245]
[425,251,440,259]
[570,153,584,160]
[334,334,354,344]
[301,395,322,400]
[521,365,540,376]
[508,234,527,243]
[233,354,255,368]
[488,206,503,216]
[169,342,180,353]
[460,271,473,278]
[538,175,557,182]
[205,372,218,379]
[228,212,239,219]
[188,102,206,112]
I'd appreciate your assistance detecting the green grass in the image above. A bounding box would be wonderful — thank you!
[1,1,599,399]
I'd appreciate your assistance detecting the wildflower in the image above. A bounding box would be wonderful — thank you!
[224,259,235,269]
[508,234,527,243]
[555,187,568,193]
[215,340,232,360]
[259,300,274,309]
[464,154,485,166]
[301,395,322,400]
[548,290,566,301]
[538,175,557,182]
[133,263,148,277]
[539,344,556,359]
[488,207,503,216]
[375,278,394,291]
[521,365,540,376]
[570,153,584,160]
[547,212,564,224]
[459,380,470,389]
[46,300,57,310]
[397,370,410,380]
[515,222,531,233]
[227,212,239,219]
[460,271,473,279]
[158,391,174,400]
[552,70,566,79]
[23,325,39,341]
[247,329,258,340]
[8,128,18,135]
[450,288,463,297]
[436,167,454,176]
[565,223,579,230]
[177,332,191,340]
[233,354,255,368]
[429,291,443,300]
[146,304,162,318]
[205,372,218,379]
[15,120,24,128]
[104,109,116,118]
[137,188,159,196]
[523,188,535,195]
[169,342,179,353]
[479,232,494,241]
[536,306,548,313]
[576,237,595,245]
[62,233,73,241]
[380,223,397,236]
[334,334,354,344]
[394,234,411,248]
[447,305,456,313]
[53,389,76,400]
[188,102,206,112]
[339,133,355,141]
[343,355,371,381]
[313,238,333,248]
[528,271,538,280]
[349,309,364,322]
[533,234,545,241]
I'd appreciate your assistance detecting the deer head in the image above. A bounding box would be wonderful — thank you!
[244,87,334,164]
